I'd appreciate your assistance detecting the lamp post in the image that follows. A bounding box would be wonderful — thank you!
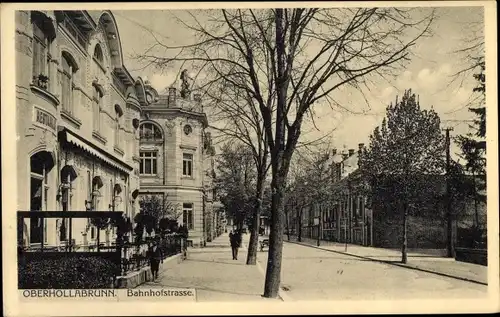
[84,189,101,250]
[109,195,123,212]
[109,195,123,245]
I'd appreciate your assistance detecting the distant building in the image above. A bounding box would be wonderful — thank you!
[137,85,216,247]
[291,141,486,250]
[16,10,146,247]
[291,144,373,246]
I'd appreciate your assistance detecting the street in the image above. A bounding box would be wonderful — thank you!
[256,241,487,301]
[138,232,487,301]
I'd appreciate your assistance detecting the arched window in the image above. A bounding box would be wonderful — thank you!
[29,151,54,244]
[93,44,104,66]
[31,15,53,90]
[92,85,103,133]
[61,53,78,115]
[139,122,163,141]
[114,105,123,149]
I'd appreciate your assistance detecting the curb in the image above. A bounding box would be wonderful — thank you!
[241,241,290,302]
[285,240,487,286]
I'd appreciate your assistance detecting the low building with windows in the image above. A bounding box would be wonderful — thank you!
[137,85,216,247]
[287,145,373,246]
[16,10,151,248]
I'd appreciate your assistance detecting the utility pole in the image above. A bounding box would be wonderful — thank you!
[445,127,454,258]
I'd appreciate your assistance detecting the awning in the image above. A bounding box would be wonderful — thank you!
[62,129,133,174]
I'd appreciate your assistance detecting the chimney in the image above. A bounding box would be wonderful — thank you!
[358,143,364,151]
[168,87,176,106]
[332,148,337,156]
[348,149,355,156]
[193,93,202,110]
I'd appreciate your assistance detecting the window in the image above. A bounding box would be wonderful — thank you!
[32,19,51,89]
[61,54,77,114]
[139,123,163,141]
[183,203,194,230]
[183,153,193,177]
[92,86,102,132]
[139,151,157,176]
[93,44,104,66]
[114,108,122,148]
[29,151,53,244]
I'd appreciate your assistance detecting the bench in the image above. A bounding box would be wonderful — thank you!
[259,239,269,252]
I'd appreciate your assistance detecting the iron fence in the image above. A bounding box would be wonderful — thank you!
[17,211,187,287]
[120,234,185,276]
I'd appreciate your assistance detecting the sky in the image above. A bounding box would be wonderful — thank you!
[113,6,485,161]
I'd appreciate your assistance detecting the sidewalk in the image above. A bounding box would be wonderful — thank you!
[138,232,279,302]
[285,235,487,285]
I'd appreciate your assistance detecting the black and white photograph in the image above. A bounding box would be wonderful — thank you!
[1,1,498,316]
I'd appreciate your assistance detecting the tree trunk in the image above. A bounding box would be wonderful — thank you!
[246,175,264,265]
[263,173,285,298]
[401,202,408,264]
[263,8,292,299]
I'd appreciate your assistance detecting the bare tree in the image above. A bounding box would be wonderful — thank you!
[137,7,434,298]
[205,77,271,265]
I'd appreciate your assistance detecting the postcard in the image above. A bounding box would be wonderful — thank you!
[1,1,498,316]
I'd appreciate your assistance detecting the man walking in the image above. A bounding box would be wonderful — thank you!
[229,229,241,260]
[148,237,164,282]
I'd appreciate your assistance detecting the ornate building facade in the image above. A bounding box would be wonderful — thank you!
[16,10,151,248]
[138,83,216,247]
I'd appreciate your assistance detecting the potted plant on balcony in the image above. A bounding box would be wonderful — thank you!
[33,74,49,90]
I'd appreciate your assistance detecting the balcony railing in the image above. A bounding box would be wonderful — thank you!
[139,132,163,142]
[61,13,88,50]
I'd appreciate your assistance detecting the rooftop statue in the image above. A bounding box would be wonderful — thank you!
[180,69,193,99]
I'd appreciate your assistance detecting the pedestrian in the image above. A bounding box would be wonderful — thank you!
[148,237,163,282]
[230,229,242,260]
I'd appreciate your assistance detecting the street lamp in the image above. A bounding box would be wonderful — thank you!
[109,196,123,211]
[85,189,101,211]
[314,216,320,246]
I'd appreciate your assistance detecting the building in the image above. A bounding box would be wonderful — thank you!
[16,10,149,248]
[287,144,373,246]
[137,82,216,247]
[294,142,486,250]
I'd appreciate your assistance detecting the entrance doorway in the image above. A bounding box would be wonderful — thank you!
[29,151,53,245]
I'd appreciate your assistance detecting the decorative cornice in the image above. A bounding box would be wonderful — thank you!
[180,144,197,151]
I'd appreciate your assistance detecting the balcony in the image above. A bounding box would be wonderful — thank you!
[139,131,163,143]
